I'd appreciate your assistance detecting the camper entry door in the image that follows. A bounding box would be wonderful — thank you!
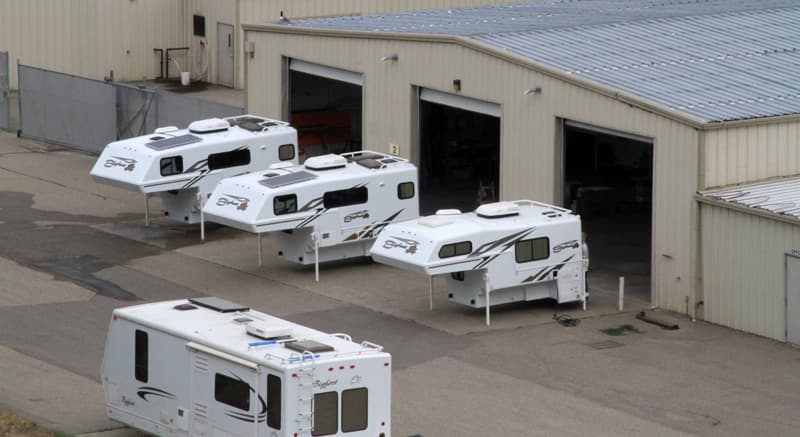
[189,347,263,435]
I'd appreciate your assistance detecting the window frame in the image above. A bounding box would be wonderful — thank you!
[341,388,368,433]
[278,144,295,161]
[515,237,550,263]
[267,374,281,430]
[323,186,368,209]
[438,241,473,259]
[159,156,183,176]
[207,148,251,171]
[214,373,251,412]
[397,182,415,200]
[273,194,298,215]
[311,391,338,436]
[134,329,148,383]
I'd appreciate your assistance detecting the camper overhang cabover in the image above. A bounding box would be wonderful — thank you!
[90,115,298,226]
[202,150,420,281]
[101,297,391,436]
[371,200,587,325]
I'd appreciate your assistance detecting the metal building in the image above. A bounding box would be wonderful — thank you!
[241,0,800,340]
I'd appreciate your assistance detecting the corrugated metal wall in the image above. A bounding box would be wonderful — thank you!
[244,31,701,313]
[703,120,800,189]
[700,203,800,341]
[187,0,238,86]
[0,0,186,88]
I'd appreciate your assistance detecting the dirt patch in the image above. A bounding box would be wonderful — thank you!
[0,410,59,437]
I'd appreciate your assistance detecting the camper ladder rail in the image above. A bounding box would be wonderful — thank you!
[513,199,573,214]
[295,351,316,435]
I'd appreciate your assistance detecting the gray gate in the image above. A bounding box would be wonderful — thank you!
[17,64,243,154]
[0,51,9,131]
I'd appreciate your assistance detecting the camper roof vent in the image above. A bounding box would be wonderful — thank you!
[419,216,454,228]
[304,154,347,170]
[476,202,520,218]
[188,118,230,134]
[269,162,294,170]
[246,321,293,340]
[154,126,179,134]
[188,297,249,313]
[435,209,462,216]
[285,339,335,353]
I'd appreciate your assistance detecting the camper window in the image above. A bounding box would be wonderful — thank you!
[341,388,368,432]
[214,373,250,411]
[397,182,415,200]
[134,330,148,383]
[274,194,297,215]
[323,187,368,209]
[160,156,183,176]
[267,374,281,430]
[208,149,251,171]
[279,144,295,161]
[439,241,472,259]
[515,237,549,263]
[312,392,338,436]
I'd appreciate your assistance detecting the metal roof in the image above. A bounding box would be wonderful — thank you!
[282,0,800,123]
[704,178,800,221]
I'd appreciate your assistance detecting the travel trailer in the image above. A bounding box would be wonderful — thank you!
[370,200,586,325]
[202,151,419,279]
[101,297,391,437]
[90,115,298,226]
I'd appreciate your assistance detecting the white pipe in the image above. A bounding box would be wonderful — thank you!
[429,276,434,311]
[618,276,625,312]
[144,194,150,227]
[198,192,205,241]
[257,233,263,267]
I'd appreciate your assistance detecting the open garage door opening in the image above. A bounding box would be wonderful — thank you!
[418,90,500,214]
[562,121,653,303]
[288,60,363,161]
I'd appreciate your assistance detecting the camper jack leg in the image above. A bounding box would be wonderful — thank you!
[257,233,263,267]
[144,194,150,227]
[313,232,320,283]
[484,273,492,326]
[429,276,434,310]
[198,192,205,241]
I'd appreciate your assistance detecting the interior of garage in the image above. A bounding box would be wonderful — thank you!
[418,101,500,214]
[562,123,653,302]
[289,70,362,160]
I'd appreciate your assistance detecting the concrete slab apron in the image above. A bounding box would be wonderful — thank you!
[176,236,653,335]
[0,256,94,306]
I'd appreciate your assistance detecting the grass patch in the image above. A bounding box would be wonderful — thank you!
[600,324,642,336]
[0,409,60,437]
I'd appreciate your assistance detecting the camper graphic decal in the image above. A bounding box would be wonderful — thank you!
[216,194,250,211]
[222,371,267,423]
[104,156,137,171]
[313,379,339,390]
[344,209,406,242]
[180,146,248,189]
[469,227,536,270]
[552,240,579,253]
[521,255,575,283]
[344,210,370,223]
[382,236,420,254]
[136,386,177,402]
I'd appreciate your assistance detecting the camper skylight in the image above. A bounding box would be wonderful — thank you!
[201,150,420,281]
[101,298,391,436]
[370,200,587,325]
[90,115,298,229]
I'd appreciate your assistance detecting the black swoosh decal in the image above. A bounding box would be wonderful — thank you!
[137,386,177,402]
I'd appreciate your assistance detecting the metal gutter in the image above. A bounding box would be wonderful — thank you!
[242,23,710,128]
[695,194,800,228]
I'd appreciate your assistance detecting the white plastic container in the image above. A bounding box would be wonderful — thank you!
[180,71,190,86]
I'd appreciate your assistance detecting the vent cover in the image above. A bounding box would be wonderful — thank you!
[304,154,347,170]
[188,297,249,313]
[285,339,334,353]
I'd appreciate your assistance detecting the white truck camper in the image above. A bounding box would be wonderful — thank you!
[90,115,298,227]
[201,151,419,280]
[370,200,586,325]
[101,297,391,437]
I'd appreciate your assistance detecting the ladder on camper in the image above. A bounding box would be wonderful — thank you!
[295,351,316,436]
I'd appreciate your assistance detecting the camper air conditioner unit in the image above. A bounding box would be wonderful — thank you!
[246,321,293,340]
[188,118,230,134]
[476,201,520,218]
[304,154,347,170]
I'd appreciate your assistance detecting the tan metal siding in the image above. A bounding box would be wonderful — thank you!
[187,0,238,86]
[0,0,186,88]
[702,120,800,189]
[700,203,800,341]
[245,32,700,312]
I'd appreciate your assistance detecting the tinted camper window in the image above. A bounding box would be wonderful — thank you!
[160,156,183,176]
[439,241,472,259]
[274,194,297,215]
[515,237,549,263]
[134,330,148,382]
[267,374,281,429]
[323,187,368,209]
[214,373,250,411]
[397,182,415,199]
[312,392,338,436]
[208,149,251,170]
[342,388,368,432]
[279,144,295,161]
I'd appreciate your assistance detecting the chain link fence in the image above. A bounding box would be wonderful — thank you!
[0,52,9,131]
[17,64,243,153]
